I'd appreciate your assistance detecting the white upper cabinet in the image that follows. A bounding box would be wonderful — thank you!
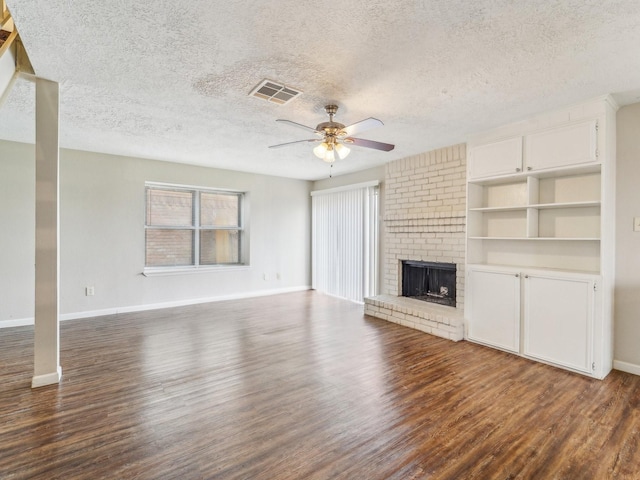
[525,120,598,172]
[468,137,522,180]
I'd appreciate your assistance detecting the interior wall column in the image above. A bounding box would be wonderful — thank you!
[32,77,61,388]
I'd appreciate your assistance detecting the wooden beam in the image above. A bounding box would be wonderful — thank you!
[16,34,34,75]
[0,4,13,31]
[0,28,17,58]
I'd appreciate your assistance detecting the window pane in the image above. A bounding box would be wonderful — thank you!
[147,189,194,226]
[146,229,194,266]
[200,230,239,264]
[200,192,239,227]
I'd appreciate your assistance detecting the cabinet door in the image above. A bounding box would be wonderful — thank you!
[467,268,520,352]
[525,121,597,171]
[523,274,594,373]
[469,137,523,179]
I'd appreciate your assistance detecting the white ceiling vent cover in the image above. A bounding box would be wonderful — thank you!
[249,79,302,105]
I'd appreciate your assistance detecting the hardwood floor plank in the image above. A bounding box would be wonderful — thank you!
[1,291,640,479]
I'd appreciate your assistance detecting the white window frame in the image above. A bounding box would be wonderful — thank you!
[143,182,248,276]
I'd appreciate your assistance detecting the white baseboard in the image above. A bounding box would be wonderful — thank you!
[31,366,62,388]
[0,286,311,329]
[613,360,640,376]
[0,317,35,328]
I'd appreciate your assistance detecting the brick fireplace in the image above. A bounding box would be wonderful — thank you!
[364,144,466,341]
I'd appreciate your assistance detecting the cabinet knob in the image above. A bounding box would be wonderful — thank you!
[516,167,521,172]
[524,275,529,279]
[515,274,520,278]
[527,166,532,171]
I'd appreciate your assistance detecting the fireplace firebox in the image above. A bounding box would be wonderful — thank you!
[401,261,456,307]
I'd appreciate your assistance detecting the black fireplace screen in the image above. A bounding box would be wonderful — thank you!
[402,261,456,307]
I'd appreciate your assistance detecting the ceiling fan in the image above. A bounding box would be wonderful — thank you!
[269,104,394,163]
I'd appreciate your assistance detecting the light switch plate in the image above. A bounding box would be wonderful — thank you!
[634,217,640,232]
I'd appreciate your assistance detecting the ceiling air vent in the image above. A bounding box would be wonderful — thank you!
[249,79,302,105]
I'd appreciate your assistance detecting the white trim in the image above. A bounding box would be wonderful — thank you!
[310,180,379,196]
[145,180,243,194]
[142,265,250,277]
[31,366,62,388]
[0,317,34,328]
[0,286,311,328]
[61,286,310,319]
[613,360,640,376]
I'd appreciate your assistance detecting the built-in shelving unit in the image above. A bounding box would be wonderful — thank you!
[467,165,602,272]
[464,97,617,379]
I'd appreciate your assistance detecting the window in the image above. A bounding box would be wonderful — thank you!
[145,183,244,270]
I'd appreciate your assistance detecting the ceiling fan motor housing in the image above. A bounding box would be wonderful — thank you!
[316,104,347,141]
[316,122,345,140]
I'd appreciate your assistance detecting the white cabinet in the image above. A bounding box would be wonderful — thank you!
[523,274,594,374]
[466,266,600,376]
[525,120,598,172]
[468,137,522,179]
[466,268,520,353]
[464,97,616,379]
[468,120,598,180]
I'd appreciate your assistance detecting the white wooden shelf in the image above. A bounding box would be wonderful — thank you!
[470,201,600,212]
[468,169,602,249]
[468,236,600,241]
[469,206,527,212]
[529,201,600,210]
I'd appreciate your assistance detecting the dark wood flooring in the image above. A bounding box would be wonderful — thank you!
[1,291,639,479]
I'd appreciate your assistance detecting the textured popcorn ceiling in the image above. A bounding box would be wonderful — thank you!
[2,1,640,180]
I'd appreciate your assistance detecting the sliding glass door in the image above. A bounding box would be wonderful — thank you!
[311,182,379,303]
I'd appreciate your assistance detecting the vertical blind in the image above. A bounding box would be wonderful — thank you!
[311,182,379,303]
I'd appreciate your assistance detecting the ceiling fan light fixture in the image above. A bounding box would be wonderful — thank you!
[313,142,329,159]
[335,143,350,160]
[323,147,336,163]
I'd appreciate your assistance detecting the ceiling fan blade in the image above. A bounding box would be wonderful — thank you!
[345,137,395,152]
[268,138,321,149]
[341,117,384,136]
[276,119,322,135]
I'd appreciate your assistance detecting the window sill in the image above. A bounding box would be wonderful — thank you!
[142,265,250,277]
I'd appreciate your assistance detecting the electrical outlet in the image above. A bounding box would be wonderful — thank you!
[86,286,95,296]
[634,217,640,232]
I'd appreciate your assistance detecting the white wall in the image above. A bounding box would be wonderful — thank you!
[615,102,640,372]
[312,165,385,191]
[0,141,35,323]
[0,140,312,324]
